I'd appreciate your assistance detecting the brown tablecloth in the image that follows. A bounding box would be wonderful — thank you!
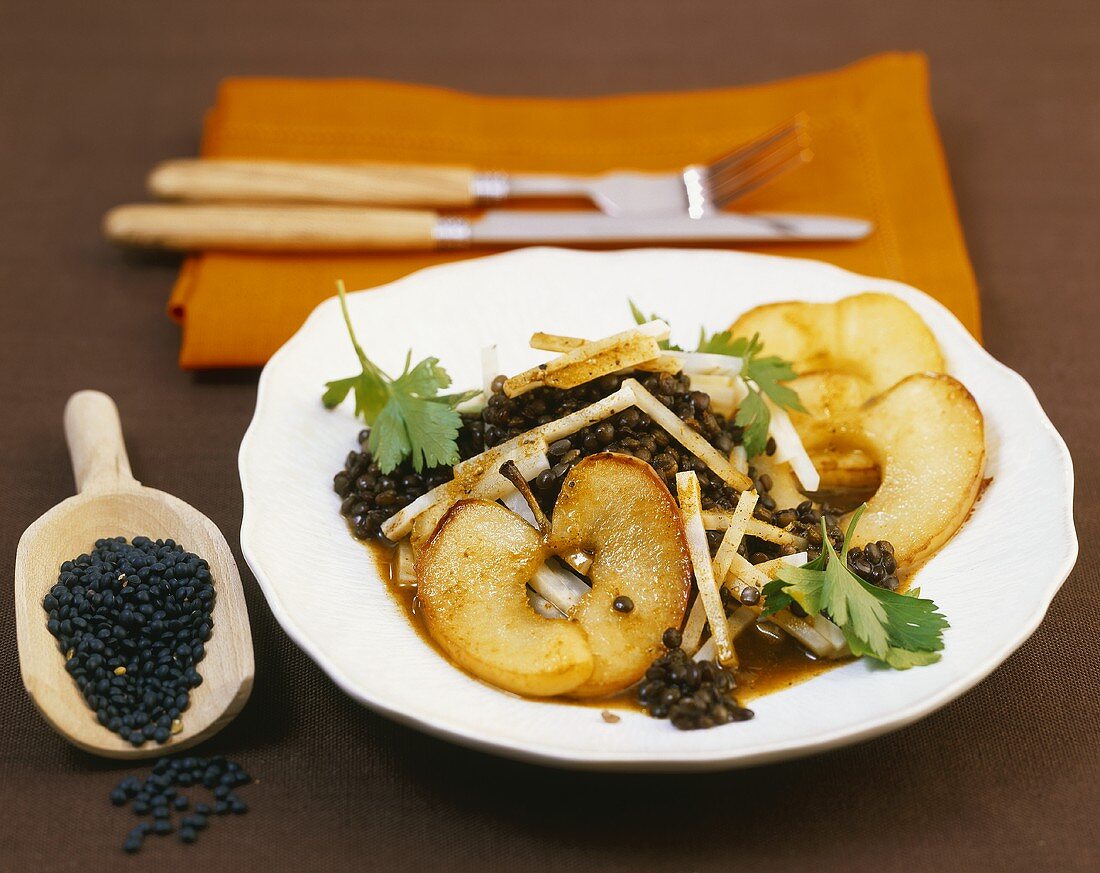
[1,2,1096,871]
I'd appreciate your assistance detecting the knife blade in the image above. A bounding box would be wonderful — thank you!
[103,204,872,252]
[457,210,871,245]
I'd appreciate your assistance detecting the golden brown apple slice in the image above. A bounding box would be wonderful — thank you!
[553,454,693,698]
[801,373,985,567]
[729,293,945,395]
[779,373,879,496]
[810,450,881,493]
[787,371,872,421]
[417,500,594,697]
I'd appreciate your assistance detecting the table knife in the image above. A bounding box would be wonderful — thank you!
[103,204,872,252]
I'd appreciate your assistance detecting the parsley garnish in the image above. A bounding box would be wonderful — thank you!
[761,505,949,669]
[627,301,804,457]
[323,281,479,474]
[697,329,806,457]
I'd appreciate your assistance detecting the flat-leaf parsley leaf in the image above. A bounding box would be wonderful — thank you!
[323,281,479,473]
[761,505,949,669]
[697,328,805,457]
[625,304,805,458]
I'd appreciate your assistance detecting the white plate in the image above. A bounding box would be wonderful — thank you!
[239,248,1076,771]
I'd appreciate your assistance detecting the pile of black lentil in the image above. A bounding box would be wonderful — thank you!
[43,536,214,746]
[501,372,745,513]
[110,755,250,853]
[847,540,900,590]
[638,628,754,730]
[334,369,749,540]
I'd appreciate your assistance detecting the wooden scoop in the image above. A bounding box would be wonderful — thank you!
[15,390,254,758]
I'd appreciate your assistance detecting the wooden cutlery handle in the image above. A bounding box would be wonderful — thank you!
[148,158,477,207]
[103,203,441,251]
[64,390,138,494]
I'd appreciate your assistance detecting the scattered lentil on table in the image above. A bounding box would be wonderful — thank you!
[113,755,251,853]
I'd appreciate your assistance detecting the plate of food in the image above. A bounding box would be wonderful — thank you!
[238,247,1075,770]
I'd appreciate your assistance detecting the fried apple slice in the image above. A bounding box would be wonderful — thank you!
[554,454,693,697]
[729,293,945,395]
[749,454,805,512]
[417,453,692,700]
[788,371,871,421]
[800,373,985,567]
[417,500,594,697]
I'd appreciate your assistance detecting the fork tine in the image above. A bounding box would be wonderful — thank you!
[708,148,812,209]
[707,133,803,185]
[699,115,811,210]
[707,137,810,199]
[704,114,808,178]
[706,128,808,192]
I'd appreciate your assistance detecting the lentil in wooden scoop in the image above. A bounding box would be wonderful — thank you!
[15,390,253,758]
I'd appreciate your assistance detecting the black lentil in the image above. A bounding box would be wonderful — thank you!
[738,497,846,569]
[334,427,454,540]
[43,536,214,747]
[334,369,750,540]
[639,629,753,730]
[847,540,899,589]
[612,595,635,614]
[108,754,252,853]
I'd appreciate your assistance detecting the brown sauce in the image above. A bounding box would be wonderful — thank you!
[363,539,845,712]
[733,623,846,701]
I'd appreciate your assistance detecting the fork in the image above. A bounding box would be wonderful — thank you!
[145,116,812,218]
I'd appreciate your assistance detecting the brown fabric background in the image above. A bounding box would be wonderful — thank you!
[1,2,1096,871]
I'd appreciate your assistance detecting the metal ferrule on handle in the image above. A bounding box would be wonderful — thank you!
[432,217,475,248]
[469,172,511,202]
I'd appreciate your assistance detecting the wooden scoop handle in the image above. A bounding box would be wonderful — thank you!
[64,390,138,493]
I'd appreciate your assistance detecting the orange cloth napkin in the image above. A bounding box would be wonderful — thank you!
[168,52,979,369]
